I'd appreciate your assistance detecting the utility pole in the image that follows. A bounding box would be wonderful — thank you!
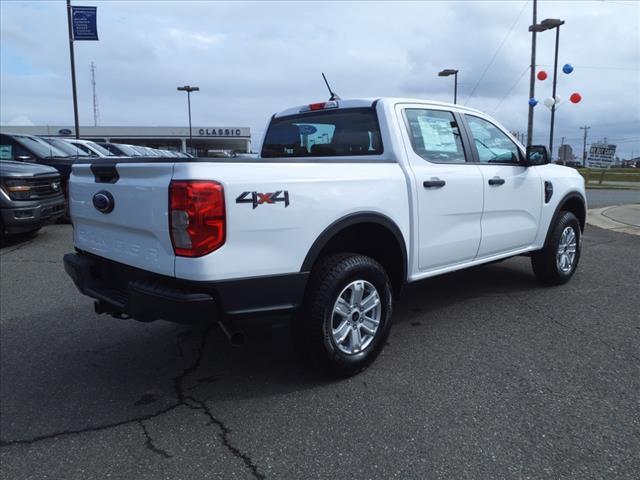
[526,0,537,146]
[580,125,591,167]
[548,21,563,164]
[90,61,99,127]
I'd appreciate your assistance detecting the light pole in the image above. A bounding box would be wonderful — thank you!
[526,0,537,147]
[529,18,564,162]
[438,69,459,104]
[66,0,80,139]
[177,85,199,153]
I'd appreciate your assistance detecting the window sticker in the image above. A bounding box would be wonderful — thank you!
[0,145,12,160]
[417,116,458,153]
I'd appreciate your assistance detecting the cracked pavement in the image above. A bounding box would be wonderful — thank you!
[1,222,639,479]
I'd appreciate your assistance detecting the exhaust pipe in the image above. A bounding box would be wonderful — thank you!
[94,300,131,320]
[217,319,245,346]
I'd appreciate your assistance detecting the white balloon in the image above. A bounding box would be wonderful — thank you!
[554,95,562,105]
[543,97,555,108]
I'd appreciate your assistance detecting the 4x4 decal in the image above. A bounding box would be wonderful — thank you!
[236,190,290,209]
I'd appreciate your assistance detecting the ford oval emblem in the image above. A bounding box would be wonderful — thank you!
[58,128,73,135]
[93,191,115,214]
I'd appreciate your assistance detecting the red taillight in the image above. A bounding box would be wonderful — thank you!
[309,102,327,111]
[301,101,339,112]
[169,180,225,257]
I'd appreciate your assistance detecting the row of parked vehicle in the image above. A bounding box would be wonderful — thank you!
[0,132,191,238]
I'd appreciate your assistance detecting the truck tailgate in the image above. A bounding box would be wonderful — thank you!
[70,162,176,276]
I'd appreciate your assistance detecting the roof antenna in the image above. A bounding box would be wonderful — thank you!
[322,73,341,101]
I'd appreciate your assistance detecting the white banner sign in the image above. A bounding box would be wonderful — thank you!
[587,143,616,168]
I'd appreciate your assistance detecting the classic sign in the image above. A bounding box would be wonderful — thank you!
[198,128,243,137]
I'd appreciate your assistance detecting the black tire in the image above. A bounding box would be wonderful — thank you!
[295,253,393,377]
[531,211,582,285]
[59,204,71,224]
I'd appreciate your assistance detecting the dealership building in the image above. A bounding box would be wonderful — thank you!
[0,126,252,156]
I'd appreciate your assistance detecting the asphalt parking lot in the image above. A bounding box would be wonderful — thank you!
[1,220,639,479]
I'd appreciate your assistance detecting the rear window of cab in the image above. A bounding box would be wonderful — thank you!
[261,107,383,158]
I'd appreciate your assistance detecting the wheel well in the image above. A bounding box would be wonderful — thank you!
[560,195,586,231]
[305,221,406,295]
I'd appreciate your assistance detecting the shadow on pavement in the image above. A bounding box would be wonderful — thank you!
[0,230,40,250]
[0,256,543,442]
[189,259,542,400]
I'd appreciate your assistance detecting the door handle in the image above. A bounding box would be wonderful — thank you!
[423,179,446,188]
[488,177,505,186]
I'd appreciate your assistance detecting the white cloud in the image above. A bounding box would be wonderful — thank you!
[5,115,34,126]
[1,0,638,156]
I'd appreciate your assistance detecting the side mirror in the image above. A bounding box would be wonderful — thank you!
[525,145,549,166]
[16,155,35,162]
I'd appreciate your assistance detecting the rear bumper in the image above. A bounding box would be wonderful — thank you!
[63,252,308,324]
[1,196,65,234]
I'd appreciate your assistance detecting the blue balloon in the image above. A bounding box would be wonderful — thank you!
[562,63,574,74]
[528,98,538,107]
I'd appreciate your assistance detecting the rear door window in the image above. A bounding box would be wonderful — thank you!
[43,138,90,157]
[404,109,467,164]
[262,107,383,158]
[69,142,96,156]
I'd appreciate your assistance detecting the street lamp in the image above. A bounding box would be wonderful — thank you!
[438,69,459,104]
[177,85,199,154]
[529,18,565,161]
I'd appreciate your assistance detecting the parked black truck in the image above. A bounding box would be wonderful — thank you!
[0,133,81,221]
[0,133,76,179]
[0,160,65,236]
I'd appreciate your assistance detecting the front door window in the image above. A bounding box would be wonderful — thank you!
[465,115,521,164]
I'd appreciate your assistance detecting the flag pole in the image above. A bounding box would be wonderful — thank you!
[66,0,80,139]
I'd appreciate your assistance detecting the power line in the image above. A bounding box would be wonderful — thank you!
[536,64,639,71]
[464,0,530,106]
[583,120,640,128]
[490,66,530,115]
[557,136,640,143]
[613,138,640,143]
[600,0,639,7]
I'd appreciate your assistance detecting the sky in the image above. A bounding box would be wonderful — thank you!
[1,0,639,158]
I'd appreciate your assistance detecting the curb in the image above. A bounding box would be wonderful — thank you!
[586,204,640,237]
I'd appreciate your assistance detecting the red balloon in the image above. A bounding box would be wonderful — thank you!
[570,92,582,104]
[537,70,548,81]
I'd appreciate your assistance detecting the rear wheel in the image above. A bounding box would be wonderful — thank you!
[295,254,393,377]
[531,211,581,285]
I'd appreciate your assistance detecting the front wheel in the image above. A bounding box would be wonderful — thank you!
[296,254,393,377]
[531,211,582,285]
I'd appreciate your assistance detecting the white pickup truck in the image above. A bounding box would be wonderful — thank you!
[64,98,586,376]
